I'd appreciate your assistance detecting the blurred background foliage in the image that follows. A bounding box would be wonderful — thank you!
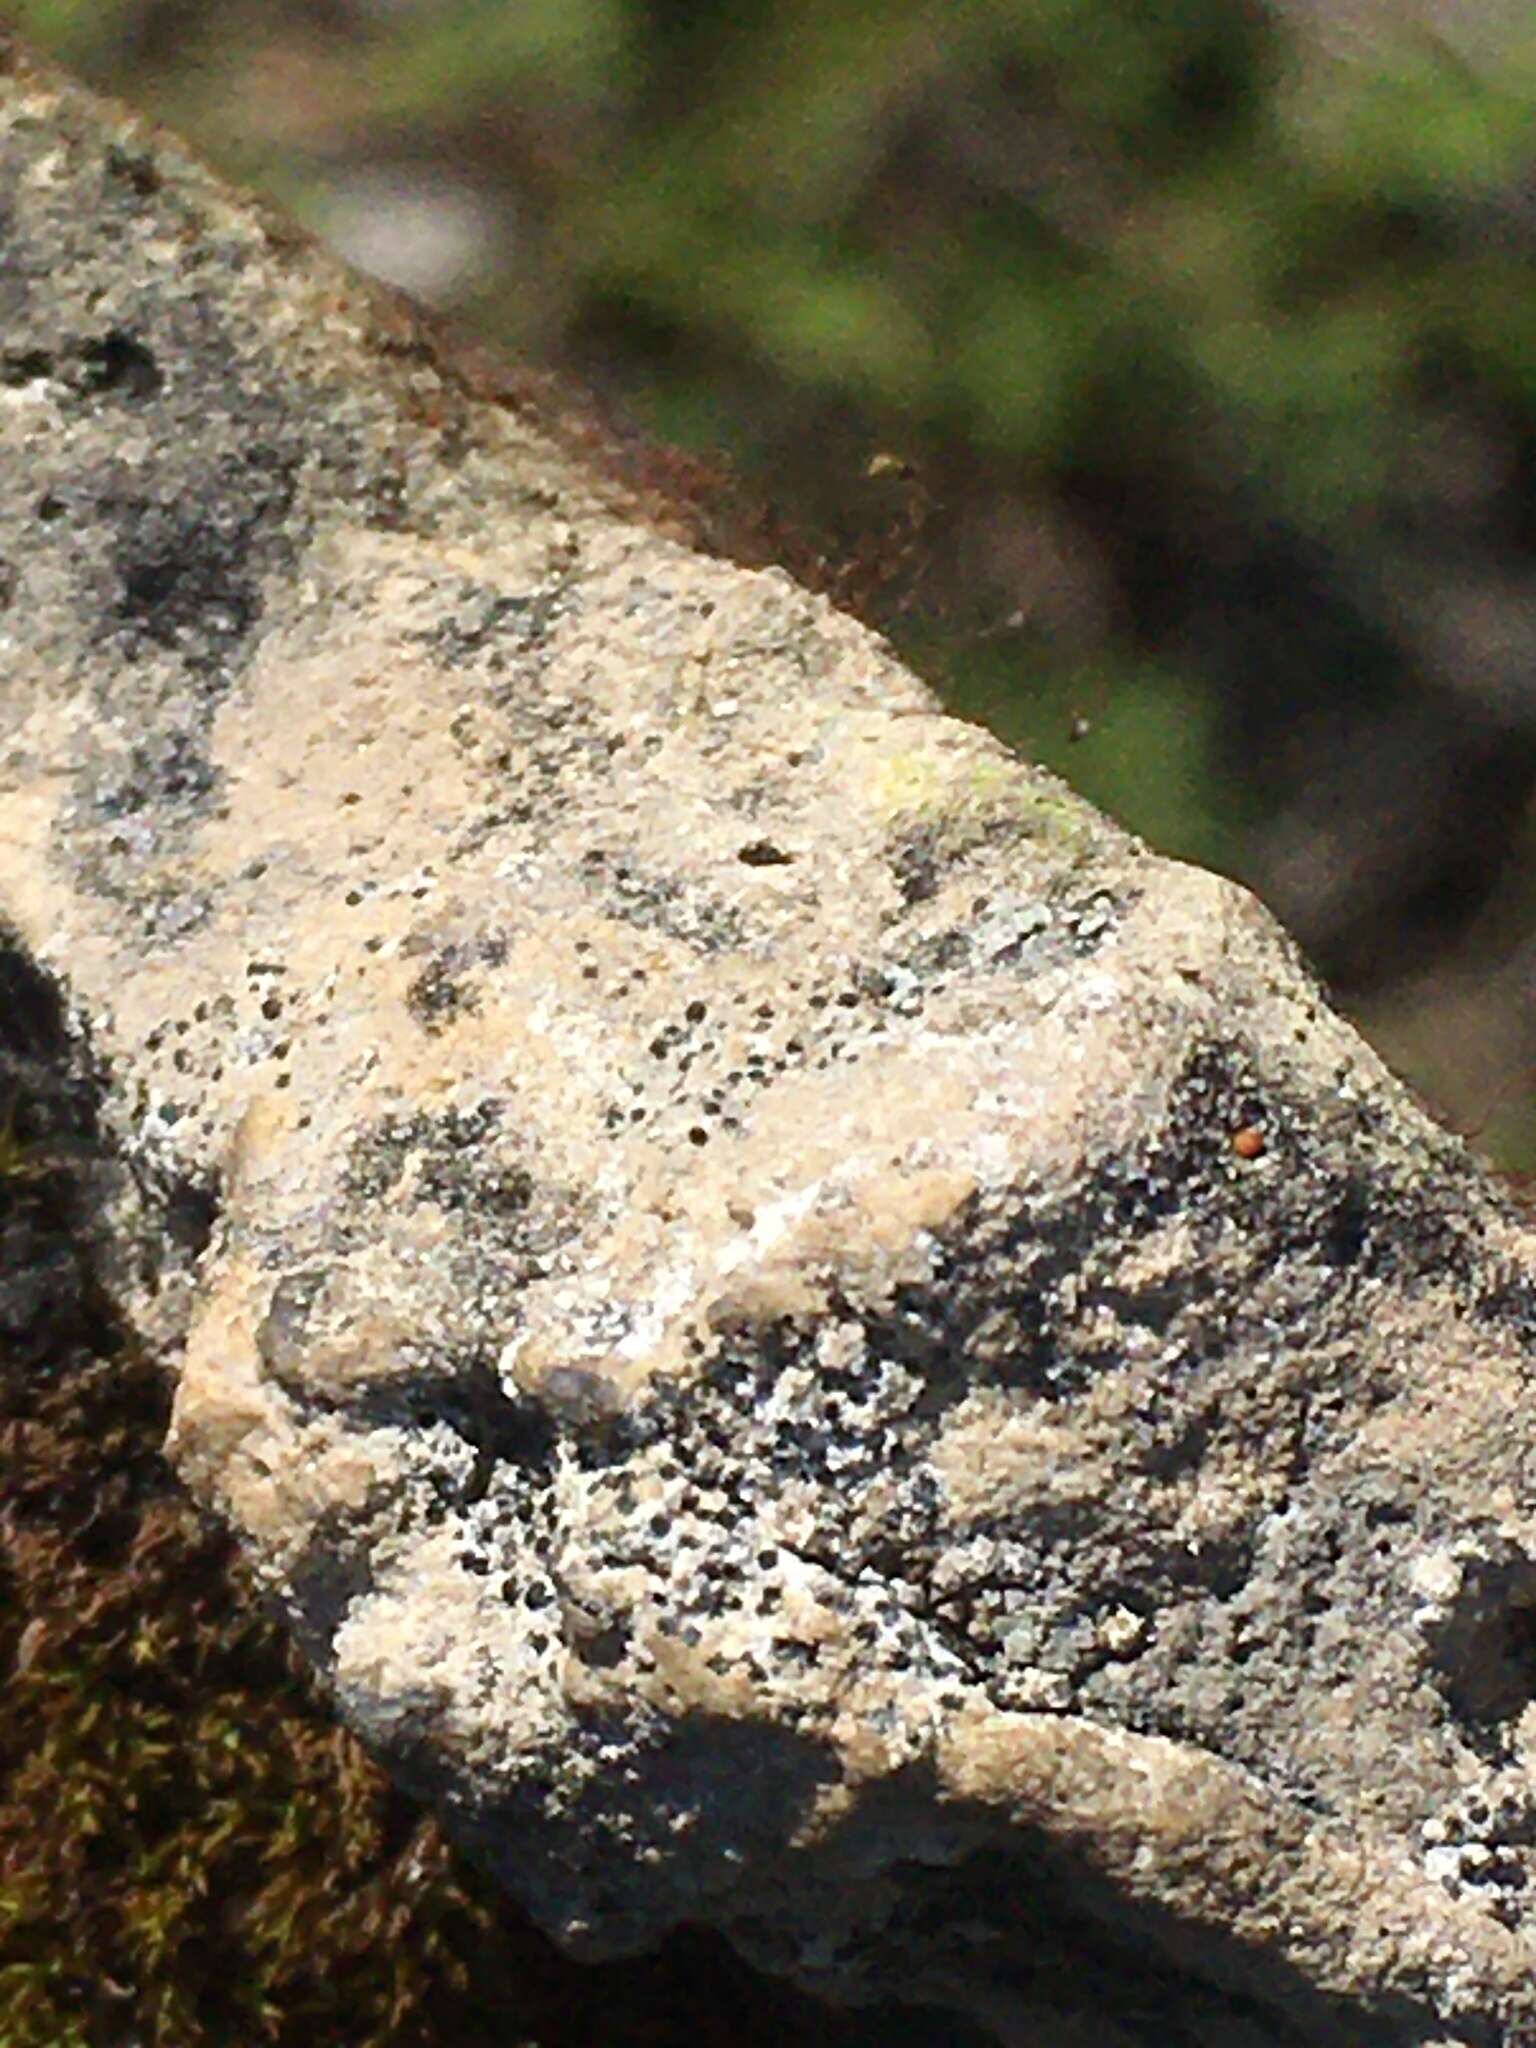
[17,0,1536,1163]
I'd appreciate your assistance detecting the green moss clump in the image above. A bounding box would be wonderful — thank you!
[0,1086,871,2047]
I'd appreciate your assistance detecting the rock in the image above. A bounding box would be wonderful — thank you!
[4,29,1536,2046]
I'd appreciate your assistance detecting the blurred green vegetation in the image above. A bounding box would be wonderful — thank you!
[20,0,1536,1163]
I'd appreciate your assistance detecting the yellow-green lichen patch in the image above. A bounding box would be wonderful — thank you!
[866,739,1111,865]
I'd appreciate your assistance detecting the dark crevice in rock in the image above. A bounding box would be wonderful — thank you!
[78,327,162,401]
[1428,1544,1536,1733]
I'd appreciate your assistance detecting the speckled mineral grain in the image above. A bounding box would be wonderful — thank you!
[6,32,1536,2048]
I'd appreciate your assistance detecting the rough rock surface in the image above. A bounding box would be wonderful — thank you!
[6,33,1536,2047]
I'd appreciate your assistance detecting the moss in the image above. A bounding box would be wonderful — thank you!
[0,1094,44,1182]
[0,1083,873,2046]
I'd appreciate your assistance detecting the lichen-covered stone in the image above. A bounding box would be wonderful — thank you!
[5,32,1536,2046]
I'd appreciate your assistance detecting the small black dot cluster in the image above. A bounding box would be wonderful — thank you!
[578,846,748,955]
[596,963,921,1148]
[135,953,307,1138]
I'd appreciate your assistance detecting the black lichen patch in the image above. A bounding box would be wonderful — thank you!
[893,926,972,978]
[404,933,509,1034]
[109,443,298,675]
[61,727,221,939]
[416,579,560,671]
[601,978,857,1144]
[888,827,942,905]
[406,955,472,1033]
[44,416,309,928]
[93,726,218,818]
[887,881,1131,989]
[620,1028,1501,1744]
[415,1109,536,1221]
[896,1038,1482,1410]
[342,1101,572,1282]
[344,1101,511,1204]
[443,675,649,856]
[580,847,748,954]
[413,577,583,843]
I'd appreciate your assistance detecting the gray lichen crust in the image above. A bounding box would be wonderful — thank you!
[6,32,1536,2047]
